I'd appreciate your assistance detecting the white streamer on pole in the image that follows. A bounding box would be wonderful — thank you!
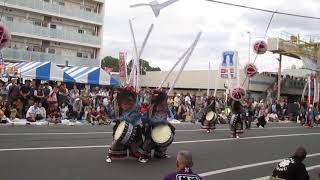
[128,19,140,86]
[167,32,202,95]
[136,24,154,90]
[301,79,307,102]
[313,76,316,106]
[214,70,217,97]
[128,20,154,90]
[207,61,211,96]
[236,55,240,86]
[158,47,190,89]
[308,75,311,106]
[317,81,320,103]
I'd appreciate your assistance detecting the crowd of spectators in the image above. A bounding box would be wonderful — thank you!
[0,79,114,125]
[0,78,318,126]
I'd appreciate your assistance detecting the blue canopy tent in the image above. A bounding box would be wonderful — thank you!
[7,62,74,82]
[61,66,119,86]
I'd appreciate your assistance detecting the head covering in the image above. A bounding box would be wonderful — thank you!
[117,86,136,105]
[150,90,167,106]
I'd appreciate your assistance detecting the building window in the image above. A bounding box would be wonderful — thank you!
[6,16,13,22]
[85,8,91,12]
[76,52,82,57]
[48,48,55,54]
[82,53,88,58]
[34,21,42,26]
[50,24,57,29]
[78,29,84,34]
[58,1,65,6]
[43,0,50,2]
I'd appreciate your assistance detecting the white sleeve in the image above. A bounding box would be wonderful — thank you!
[26,107,32,118]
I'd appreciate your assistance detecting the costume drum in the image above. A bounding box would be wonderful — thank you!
[151,124,174,148]
[201,111,217,131]
[114,121,138,145]
[206,111,216,121]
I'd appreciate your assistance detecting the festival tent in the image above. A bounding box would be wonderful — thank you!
[6,61,75,82]
[61,66,119,86]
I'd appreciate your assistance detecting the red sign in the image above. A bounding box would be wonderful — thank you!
[119,52,126,78]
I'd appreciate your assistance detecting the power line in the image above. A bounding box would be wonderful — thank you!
[205,0,320,20]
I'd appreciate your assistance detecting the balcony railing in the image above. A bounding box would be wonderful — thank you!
[4,20,101,46]
[2,48,99,67]
[1,0,103,24]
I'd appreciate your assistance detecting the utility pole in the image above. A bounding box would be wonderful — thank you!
[247,31,251,97]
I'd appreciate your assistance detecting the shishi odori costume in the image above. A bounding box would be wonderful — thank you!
[138,90,175,163]
[304,105,315,128]
[106,87,143,163]
[230,100,244,138]
[200,97,217,133]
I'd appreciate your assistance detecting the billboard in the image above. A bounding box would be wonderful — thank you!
[220,51,238,79]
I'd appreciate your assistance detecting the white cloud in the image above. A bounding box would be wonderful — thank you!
[102,0,319,72]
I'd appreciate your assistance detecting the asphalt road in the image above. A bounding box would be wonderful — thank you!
[0,122,319,180]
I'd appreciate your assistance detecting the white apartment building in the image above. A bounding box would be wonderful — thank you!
[0,0,104,67]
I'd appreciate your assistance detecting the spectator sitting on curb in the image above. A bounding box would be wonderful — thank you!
[90,108,99,125]
[98,106,110,125]
[163,150,202,180]
[0,109,11,124]
[26,102,40,123]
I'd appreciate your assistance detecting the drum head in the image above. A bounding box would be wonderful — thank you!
[206,111,215,121]
[114,121,126,141]
[316,115,320,121]
[151,125,172,144]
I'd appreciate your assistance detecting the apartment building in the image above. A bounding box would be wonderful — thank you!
[0,0,104,67]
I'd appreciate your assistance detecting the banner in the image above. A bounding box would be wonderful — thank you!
[119,52,126,78]
[0,52,4,76]
[220,51,238,79]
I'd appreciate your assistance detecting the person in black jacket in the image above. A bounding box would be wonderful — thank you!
[271,147,309,180]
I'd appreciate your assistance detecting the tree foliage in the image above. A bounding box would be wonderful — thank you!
[127,59,161,75]
[101,56,119,72]
[101,56,161,75]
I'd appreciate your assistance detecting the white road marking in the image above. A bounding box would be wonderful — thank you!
[173,132,320,144]
[0,126,314,136]
[0,145,110,151]
[252,164,320,180]
[199,153,320,177]
[1,132,320,152]
[0,132,113,136]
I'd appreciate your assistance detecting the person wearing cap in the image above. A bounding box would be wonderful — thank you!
[271,147,309,180]
[163,151,202,180]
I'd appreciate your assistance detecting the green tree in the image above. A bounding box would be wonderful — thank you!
[127,59,161,75]
[101,56,119,72]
